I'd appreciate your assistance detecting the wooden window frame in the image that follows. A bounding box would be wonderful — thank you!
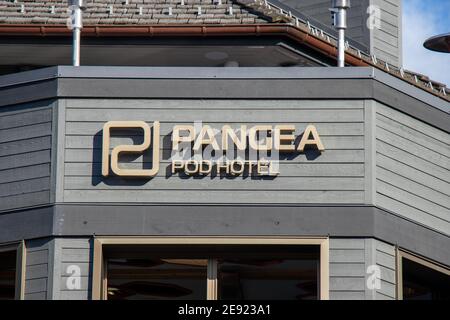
[92,236,329,300]
[396,248,450,300]
[0,240,26,300]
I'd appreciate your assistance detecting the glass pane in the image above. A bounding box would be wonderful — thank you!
[218,258,318,300]
[403,258,450,300]
[0,250,16,300]
[107,258,207,300]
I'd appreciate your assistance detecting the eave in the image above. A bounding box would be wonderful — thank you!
[0,23,449,102]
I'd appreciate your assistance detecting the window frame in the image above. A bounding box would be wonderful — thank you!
[396,248,450,300]
[0,240,26,300]
[92,237,329,300]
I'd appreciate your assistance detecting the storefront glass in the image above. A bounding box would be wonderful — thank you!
[0,250,16,300]
[104,244,320,300]
[402,258,450,300]
[107,258,207,300]
[218,258,318,300]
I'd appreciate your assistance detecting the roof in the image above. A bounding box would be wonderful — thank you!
[0,0,449,102]
[0,0,271,25]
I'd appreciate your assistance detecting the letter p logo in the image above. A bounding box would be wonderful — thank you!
[102,121,160,177]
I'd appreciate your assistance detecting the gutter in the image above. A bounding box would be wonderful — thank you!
[0,23,369,67]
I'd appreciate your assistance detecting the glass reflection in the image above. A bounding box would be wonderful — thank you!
[403,258,450,300]
[218,258,318,300]
[107,258,207,300]
[0,250,16,300]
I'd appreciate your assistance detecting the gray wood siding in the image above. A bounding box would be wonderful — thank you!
[371,0,402,67]
[0,102,54,211]
[277,0,402,67]
[25,238,92,300]
[329,238,396,300]
[51,238,91,300]
[61,99,366,204]
[375,103,450,235]
[364,238,396,299]
[329,238,366,300]
[24,238,52,300]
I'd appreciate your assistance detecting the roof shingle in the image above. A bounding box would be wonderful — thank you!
[0,0,270,25]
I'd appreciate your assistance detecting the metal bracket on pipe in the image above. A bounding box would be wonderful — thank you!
[68,0,85,67]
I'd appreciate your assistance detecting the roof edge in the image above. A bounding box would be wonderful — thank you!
[0,66,448,133]
[0,23,448,102]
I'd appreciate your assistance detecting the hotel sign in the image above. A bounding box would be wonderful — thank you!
[102,121,324,178]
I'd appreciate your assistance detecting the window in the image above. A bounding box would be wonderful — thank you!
[93,238,329,300]
[0,242,25,300]
[398,251,450,300]
[0,250,16,300]
[107,258,208,300]
[217,246,319,300]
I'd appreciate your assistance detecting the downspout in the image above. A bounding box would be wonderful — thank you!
[331,0,351,67]
[68,0,85,66]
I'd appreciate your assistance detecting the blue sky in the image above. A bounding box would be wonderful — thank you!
[403,0,450,86]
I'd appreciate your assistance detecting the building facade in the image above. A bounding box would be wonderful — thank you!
[0,0,449,300]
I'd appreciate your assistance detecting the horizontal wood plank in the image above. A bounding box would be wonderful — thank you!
[63,189,365,204]
[64,176,365,191]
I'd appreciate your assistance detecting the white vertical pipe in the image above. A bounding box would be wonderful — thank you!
[73,27,80,66]
[332,0,350,67]
[338,26,345,67]
[71,1,83,67]
[336,7,346,67]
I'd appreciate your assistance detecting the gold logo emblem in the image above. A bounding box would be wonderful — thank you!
[102,121,160,177]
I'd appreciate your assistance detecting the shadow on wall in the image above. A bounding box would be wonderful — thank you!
[91,128,156,187]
